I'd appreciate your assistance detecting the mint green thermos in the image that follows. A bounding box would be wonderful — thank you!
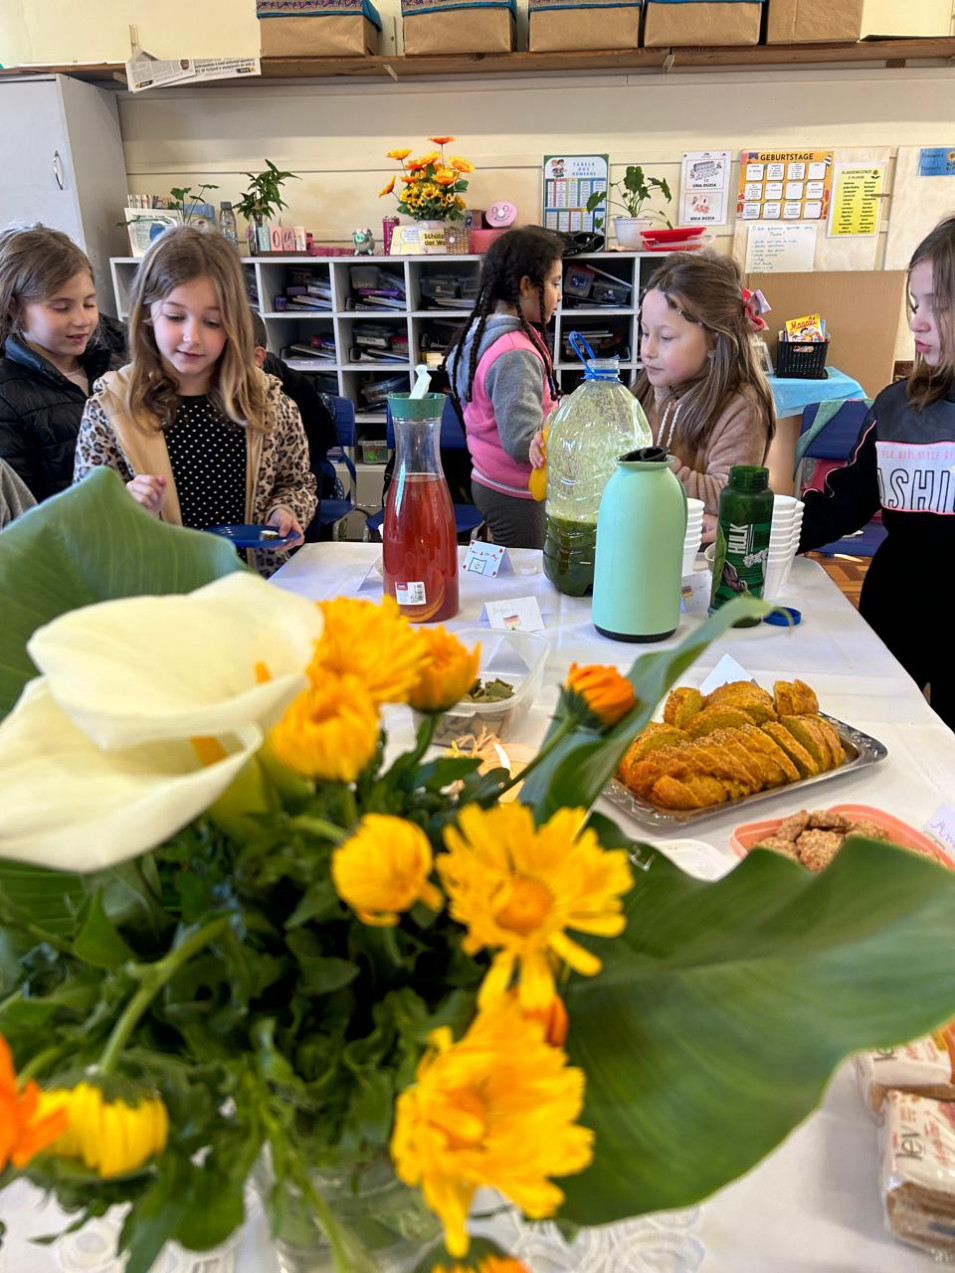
[592,446,687,642]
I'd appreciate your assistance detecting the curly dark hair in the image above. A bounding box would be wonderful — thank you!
[444,226,562,404]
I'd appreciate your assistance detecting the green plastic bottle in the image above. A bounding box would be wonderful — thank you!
[709,465,773,627]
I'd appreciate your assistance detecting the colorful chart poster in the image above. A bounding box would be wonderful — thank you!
[918,147,955,177]
[828,164,886,238]
[542,155,609,234]
[680,150,731,226]
[735,149,834,222]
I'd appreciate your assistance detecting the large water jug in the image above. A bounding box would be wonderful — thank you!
[542,335,652,596]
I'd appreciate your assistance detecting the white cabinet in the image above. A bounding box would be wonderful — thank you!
[0,76,129,315]
[110,250,656,432]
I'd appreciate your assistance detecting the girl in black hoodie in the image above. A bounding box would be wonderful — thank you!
[0,224,118,501]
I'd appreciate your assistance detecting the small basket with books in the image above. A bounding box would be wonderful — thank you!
[776,312,830,380]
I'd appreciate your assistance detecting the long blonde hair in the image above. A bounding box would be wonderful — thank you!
[0,224,94,347]
[634,251,776,453]
[907,215,955,410]
[125,225,266,430]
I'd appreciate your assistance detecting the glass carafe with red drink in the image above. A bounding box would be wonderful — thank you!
[383,393,459,622]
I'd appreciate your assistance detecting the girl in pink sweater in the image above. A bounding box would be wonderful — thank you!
[634,250,776,540]
[445,227,562,548]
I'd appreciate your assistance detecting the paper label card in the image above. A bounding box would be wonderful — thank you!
[924,803,955,863]
[698,653,753,697]
[480,596,545,632]
[462,542,511,577]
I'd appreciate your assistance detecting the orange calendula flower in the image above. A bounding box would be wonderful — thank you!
[519,991,569,1048]
[387,147,412,160]
[36,1082,168,1178]
[450,157,475,174]
[379,177,396,197]
[269,674,379,784]
[428,136,456,145]
[438,803,634,1010]
[433,167,458,187]
[333,814,443,925]
[0,1036,68,1171]
[392,995,593,1259]
[409,627,480,715]
[563,663,636,727]
[311,596,427,707]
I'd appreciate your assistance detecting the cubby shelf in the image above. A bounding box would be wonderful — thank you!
[110,249,656,435]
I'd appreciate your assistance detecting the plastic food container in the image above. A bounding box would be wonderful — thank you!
[360,439,389,464]
[425,627,550,743]
[730,803,950,865]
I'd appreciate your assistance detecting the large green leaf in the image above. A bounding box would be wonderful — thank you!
[0,467,244,719]
[521,597,767,820]
[560,835,955,1224]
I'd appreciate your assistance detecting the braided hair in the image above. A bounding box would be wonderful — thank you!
[444,226,562,405]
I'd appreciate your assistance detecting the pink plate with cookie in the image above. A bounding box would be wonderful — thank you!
[730,804,950,868]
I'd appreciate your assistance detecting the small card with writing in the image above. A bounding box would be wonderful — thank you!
[462,542,511,578]
[480,596,545,633]
[923,803,955,863]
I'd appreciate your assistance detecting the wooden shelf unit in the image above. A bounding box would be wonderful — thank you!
[7,37,955,88]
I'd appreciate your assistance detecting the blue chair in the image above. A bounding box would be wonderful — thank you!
[366,396,486,541]
[796,398,887,558]
[311,395,363,537]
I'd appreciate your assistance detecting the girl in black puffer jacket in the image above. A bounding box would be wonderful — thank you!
[0,224,121,502]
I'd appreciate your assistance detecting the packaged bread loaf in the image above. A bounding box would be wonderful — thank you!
[880,1091,955,1258]
[857,1024,955,1113]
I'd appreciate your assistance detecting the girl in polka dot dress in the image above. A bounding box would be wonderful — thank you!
[73,225,316,576]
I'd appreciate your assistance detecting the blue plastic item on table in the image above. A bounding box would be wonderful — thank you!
[768,367,865,419]
[205,524,297,549]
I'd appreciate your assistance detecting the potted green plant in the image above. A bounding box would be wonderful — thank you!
[235,159,300,253]
[586,165,673,248]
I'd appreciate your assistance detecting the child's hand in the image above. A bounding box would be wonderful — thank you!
[267,506,304,547]
[529,429,547,469]
[701,513,718,545]
[127,474,166,517]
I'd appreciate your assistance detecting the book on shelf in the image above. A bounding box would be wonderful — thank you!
[348,347,409,364]
[345,295,407,311]
[288,296,332,311]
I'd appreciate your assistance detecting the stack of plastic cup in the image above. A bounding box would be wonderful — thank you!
[763,496,804,600]
[682,498,705,576]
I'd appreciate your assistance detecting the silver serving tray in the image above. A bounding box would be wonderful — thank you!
[604,712,889,829]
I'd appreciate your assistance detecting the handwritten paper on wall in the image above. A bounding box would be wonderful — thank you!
[744,224,817,274]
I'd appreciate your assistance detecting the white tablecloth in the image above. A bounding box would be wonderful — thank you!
[4,546,952,1272]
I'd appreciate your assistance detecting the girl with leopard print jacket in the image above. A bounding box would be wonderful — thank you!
[73,226,316,578]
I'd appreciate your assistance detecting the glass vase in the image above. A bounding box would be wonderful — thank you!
[255,1153,441,1273]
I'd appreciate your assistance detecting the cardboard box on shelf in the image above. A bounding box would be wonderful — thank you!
[643,0,764,47]
[257,0,382,56]
[402,0,516,55]
[766,0,863,44]
[529,0,641,52]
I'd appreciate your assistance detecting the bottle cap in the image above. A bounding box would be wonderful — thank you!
[220,201,233,210]
[763,607,802,627]
[728,465,769,493]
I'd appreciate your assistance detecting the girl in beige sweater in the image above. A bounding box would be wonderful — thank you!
[634,251,776,538]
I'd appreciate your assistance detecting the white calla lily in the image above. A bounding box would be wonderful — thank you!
[0,679,263,870]
[27,573,323,750]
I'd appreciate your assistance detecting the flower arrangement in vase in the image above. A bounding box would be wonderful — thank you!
[1,470,955,1273]
[380,137,473,224]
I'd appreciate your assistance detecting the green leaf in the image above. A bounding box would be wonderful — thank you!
[559,837,955,1225]
[0,860,87,935]
[520,595,767,821]
[74,890,137,969]
[287,932,359,994]
[173,1163,245,1251]
[119,1154,193,1273]
[0,468,244,720]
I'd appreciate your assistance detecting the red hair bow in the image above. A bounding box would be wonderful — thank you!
[742,287,769,333]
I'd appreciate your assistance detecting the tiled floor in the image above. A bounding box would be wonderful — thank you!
[808,551,870,609]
